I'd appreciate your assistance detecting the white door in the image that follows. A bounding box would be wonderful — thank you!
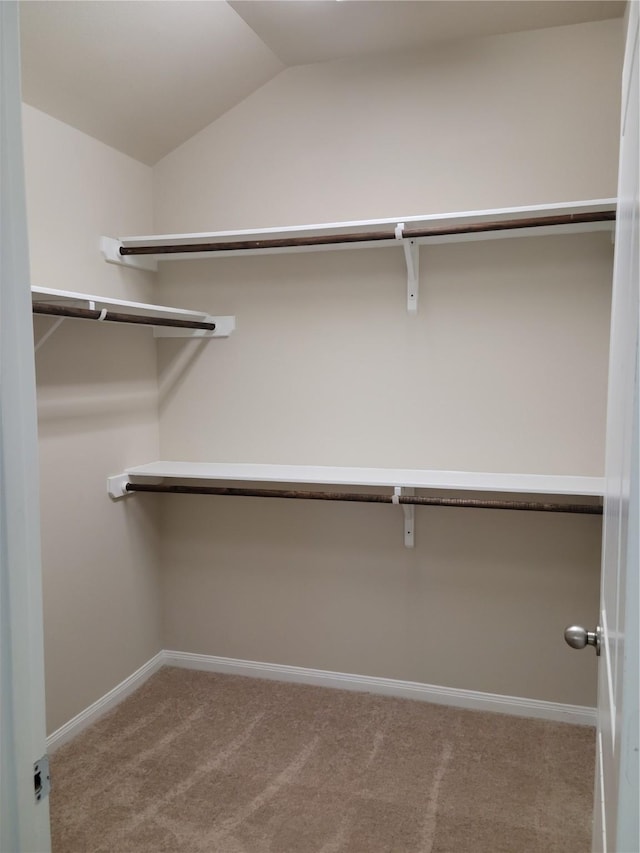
[592,3,639,851]
[0,2,51,851]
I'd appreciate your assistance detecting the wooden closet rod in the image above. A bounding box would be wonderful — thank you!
[33,303,216,331]
[119,210,616,256]
[126,483,603,515]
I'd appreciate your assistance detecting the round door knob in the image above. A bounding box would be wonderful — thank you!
[564,625,601,655]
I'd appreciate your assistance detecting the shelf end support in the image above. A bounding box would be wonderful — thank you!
[153,315,236,339]
[107,474,131,499]
[101,237,158,272]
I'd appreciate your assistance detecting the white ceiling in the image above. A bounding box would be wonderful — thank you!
[19,1,284,165]
[20,0,625,166]
[230,0,625,66]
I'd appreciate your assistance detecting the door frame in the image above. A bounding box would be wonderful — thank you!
[0,2,51,850]
[594,2,640,850]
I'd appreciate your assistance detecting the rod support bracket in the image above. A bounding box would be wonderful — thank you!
[107,474,131,499]
[101,237,158,272]
[394,486,415,548]
[395,224,419,314]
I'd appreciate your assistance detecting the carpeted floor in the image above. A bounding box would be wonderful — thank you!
[50,667,595,853]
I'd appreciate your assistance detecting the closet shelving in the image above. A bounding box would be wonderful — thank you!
[108,462,605,495]
[105,197,611,546]
[108,463,605,548]
[101,198,616,313]
[31,285,235,344]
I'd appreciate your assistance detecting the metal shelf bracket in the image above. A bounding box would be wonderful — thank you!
[393,486,415,548]
[395,224,419,314]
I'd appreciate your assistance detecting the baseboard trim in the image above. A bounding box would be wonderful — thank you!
[47,649,596,751]
[163,651,597,726]
[46,651,165,752]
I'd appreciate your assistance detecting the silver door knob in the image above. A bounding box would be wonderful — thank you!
[564,625,601,655]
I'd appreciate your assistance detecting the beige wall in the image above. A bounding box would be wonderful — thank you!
[152,20,621,707]
[24,106,162,733]
[155,19,622,232]
[156,234,612,474]
[160,495,602,706]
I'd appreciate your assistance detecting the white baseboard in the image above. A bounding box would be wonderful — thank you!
[163,650,597,727]
[46,651,165,752]
[47,649,596,751]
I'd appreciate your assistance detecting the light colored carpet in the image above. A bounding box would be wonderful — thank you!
[50,667,595,853]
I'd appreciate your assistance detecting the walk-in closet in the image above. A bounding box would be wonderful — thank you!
[2,1,638,851]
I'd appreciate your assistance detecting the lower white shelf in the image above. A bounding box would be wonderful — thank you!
[111,461,604,495]
[107,462,604,549]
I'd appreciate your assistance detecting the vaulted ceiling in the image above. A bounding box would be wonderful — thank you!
[19,0,625,165]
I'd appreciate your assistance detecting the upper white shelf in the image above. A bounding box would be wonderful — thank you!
[102,199,616,268]
[31,286,235,339]
[114,461,604,497]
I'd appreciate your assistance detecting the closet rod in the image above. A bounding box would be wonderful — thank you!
[33,303,216,331]
[119,210,616,256]
[125,483,603,515]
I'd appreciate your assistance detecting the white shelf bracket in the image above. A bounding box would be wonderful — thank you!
[34,316,65,352]
[107,474,131,499]
[395,223,419,314]
[393,486,415,548]
[100,237,158,272]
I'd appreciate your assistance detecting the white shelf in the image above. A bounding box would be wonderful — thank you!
[107,198,616,263]
[103,199,615,314]
[31,286,235,339]
[114,461,604,497]
[108,462,603,549]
